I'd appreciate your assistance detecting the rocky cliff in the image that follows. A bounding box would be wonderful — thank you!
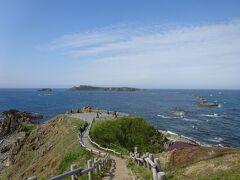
[0,113,92,179]
[0,110,43,171]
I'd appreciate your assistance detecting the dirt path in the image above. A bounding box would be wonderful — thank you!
[69,112,133,180]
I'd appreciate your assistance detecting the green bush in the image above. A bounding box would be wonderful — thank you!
[90,116,166,154]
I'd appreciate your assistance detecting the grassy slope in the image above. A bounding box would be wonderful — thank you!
[159,146,240,179]
[0,115,95,179]
[89,116,167,154]
[127,159,153,180]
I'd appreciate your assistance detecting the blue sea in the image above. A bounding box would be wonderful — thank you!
[0,89,239,147]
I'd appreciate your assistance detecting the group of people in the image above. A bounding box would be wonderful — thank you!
[96,110,118,119]
[83,106,92,113]
[68,106,118,119]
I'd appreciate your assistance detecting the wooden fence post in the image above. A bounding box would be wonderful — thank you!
[88,160,93,180]
[134,146,138,154]
[70,164,77,180]
[152,166,158,180]
[94,158,99,174]
[149,153,158,180]
[154,158,161,172]
[98,159,102,172]
[149,153,154,161]
[149,153,154,170]
[158,172,166,180]
[146,152,150,169]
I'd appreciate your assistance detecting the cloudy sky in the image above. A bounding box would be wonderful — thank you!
[1,0,240,89]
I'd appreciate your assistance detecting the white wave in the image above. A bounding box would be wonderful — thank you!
[162,130,207,146]
[209,137,223,143]
[38,93,55,96]
[200,113,221,118]
[192,125,198,130]
[157,114,171,119]
[217,144,224,147]
[45,93,55,96]
[179,134,206,146]
[218,104,222,108]
[166,130,178,136]
[183,118,198,122]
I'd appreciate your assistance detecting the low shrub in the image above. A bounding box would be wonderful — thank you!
[90,116,167,154]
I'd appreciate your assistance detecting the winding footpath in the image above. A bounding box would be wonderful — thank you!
[69,112,133,180]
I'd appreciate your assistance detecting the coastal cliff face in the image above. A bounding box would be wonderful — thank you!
[0,114,92,179]
[0,109,42,137]
[0,110,42,172]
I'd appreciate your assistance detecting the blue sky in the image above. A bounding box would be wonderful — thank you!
[1,0,240,88]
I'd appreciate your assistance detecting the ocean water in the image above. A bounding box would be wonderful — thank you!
[0,89,239,147]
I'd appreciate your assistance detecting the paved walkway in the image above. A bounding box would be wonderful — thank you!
[69,112,133,180]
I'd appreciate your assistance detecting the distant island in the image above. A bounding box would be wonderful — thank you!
[68,85,141,92]
[38,88,52,92]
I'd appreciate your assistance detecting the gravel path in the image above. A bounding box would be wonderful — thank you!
[69,111,133,180]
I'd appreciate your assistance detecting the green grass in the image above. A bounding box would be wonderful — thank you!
[197,158,240,180]
[127,159,152,180]
[166,151,240,180]
[57,148,92,174]
[24,123,38,131]
[89,116,167,154]
[92,159,112,180]
[57,147,112,180]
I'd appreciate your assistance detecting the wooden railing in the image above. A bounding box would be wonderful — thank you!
[130,147,166,180]
[51,154,110,180]
[28,154,111,180]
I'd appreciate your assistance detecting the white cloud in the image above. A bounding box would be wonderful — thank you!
[47,20,240,88]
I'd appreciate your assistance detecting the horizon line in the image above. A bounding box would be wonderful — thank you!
[0,87,239,90]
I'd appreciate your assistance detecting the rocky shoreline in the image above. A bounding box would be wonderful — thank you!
[159,130,199,145]
[158,129,212,151]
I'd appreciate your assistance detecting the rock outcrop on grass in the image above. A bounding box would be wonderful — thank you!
[0,110,43,171]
